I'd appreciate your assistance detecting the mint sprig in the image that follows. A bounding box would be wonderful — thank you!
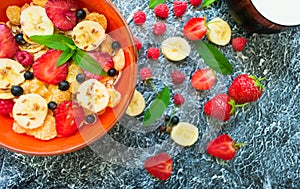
[30,34,107,76]
[202,0,219,8]
[149,0,165,9]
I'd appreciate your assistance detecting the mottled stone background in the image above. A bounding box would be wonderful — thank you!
[0,0,299,188]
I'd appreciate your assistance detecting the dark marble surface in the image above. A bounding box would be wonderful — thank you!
[1,0,300,188]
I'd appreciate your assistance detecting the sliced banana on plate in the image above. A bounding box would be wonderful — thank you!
[107,87,121,108]
[206,17,231,46]
[20,6,54,37]
[72,20,106,51]
[0,59,25,89]
[76,79,110,113]
[161,37,191,61]
[66,63,83,94]
[171,122,199,146]
[125,90,146,116]
[113,49,125,71]
[12,94,48,130]
[0,89,15,99]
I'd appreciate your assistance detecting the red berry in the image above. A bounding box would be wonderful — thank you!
[189,0,203,6]
[183,17,207,41]
[133,11,146,25]
[140,67,152,81]
[0,99,15,115]
[173,93,185,105]
[153,22,167,36]
[232,37,247,52]
[0,24,18,59]
[191,68,216,90]
[144,152,173,180]
[174,1,188,17]
[16,51,34,67]
[133,37,142,51]
[154,4,169,19]
[170,70,185,85]
[147,47,160,59]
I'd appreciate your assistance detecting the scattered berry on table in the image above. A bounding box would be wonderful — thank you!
[170,70,185,85]
[75,73,85,83]
[85,114,96,124]
[11,85,24,97]
[111,41,121,50]
[0,24,18,59]
[58,80,70,91]
[232,37,247,52]
[154,4,169,19]
[159,125,167,132]
[14,33,26,45]
[189,0,203,6]
[153,22,167,36]
[107,68,117,77]
[183,17,207,41]
[76,9,86,19]
[133,36,142,51]
[16,51,34,67]
[147,47,160,59]
[191,68,216,90]
[164,114,171,122]
[174,1,188,17]
[173,93,185,106]
[24,71,34,80]
[171,116,180,125]
[133,11,146,25]
[48,101,58,110]
[0,99,14,115]
[139,67,152,81]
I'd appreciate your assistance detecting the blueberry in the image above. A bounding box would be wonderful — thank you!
[171,116,179,125]
[58,80,70,91]
[85,114,96,124]
[48,101,57,110]
[76,9,86,19]
[107,68,117,77]
[14,34,26,45]
[11,86,23,96]
[23,71,34,80]
[164,115,170,122]
[75,73,85,83]
[111,41,121,50]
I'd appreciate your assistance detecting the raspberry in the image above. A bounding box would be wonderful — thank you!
[189,0,202,6]
[174,1,188,17]
[173,93,185,105]
[147,47,160,60]
[16,51,34,67]
[232,37,247,52]
[140,67,152,80]
[0,99,14,115]
[171,70,185,85]
[154,4,169,19]
[133,37,142,51]
[153,22,167,36]
[133,11,146,25]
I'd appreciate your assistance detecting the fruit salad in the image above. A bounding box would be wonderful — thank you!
[0,0,126,140]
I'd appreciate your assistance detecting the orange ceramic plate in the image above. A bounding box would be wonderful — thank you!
[0,0,138,156]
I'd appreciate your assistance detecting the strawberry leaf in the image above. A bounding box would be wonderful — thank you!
[30,34,76,51]
[195,40,233,75]
[202,0,219,8]
[56,49,75,66]
[143,86,170,126]
[149,0,165,9]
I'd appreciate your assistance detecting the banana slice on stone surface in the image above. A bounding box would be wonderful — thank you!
[76,79,110,113]
[206,17,231,46]
[125,90,145,116]
[161,37,191,61]
[20,6,54,37]
[171,122,199,146]
[72,20,106,51]
[12,94,48,130]
[0,59,25,89]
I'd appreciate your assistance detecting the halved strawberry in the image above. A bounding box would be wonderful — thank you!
[144,152,172,180]
[46,0,79,31]
[0,24,19,58]
[191,68,216,90]
[183,17,207,41]
[33,49,68,85]
[55,100,85,137]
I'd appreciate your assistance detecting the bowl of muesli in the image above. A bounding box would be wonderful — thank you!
[0,0,138,155]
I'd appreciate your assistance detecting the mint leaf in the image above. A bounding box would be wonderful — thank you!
[56,49,75,66]
[30,34,76,51]
[149,0,165,9]
[73,49,107,76]
[202,0,219,8]
[195,40,233,75]
[143,86,170,126]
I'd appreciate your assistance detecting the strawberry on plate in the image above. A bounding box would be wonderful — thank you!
[144,152,173,181]
[183,17,207,41]
[55,100,85,137]
[191,68,216,90]
[0,24,19,58]
[33,49,68,85]
[46,0,79,31]
[206,134,245,160]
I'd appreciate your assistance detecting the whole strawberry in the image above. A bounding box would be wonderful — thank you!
[228,74,264,104]
[204,93,235,122]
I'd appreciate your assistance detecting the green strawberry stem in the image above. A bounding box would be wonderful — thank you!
[229,99,248,114]
[249,75,265,90]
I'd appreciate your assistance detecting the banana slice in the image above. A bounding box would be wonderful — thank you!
[170,122,199,146]
[0,88,14,99]
[0,59,25,89]
[66,63,83,94]
[161,37,191,61]
[206,17,231,46]
[76,79,110,113]
[20,6,54,37]
[113,49,125,71]
[72,20,106,51]
[125,90,145,116]
[107,88,121,108]
[12,94,48,130]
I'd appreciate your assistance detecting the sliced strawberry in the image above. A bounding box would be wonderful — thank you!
[191,68,216,90]
[183,17,207,41]
[144,152,172,181]
[33,49,68,85]
[55,101,85,137]
[46,0,79,31]
[0,24,19,58]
